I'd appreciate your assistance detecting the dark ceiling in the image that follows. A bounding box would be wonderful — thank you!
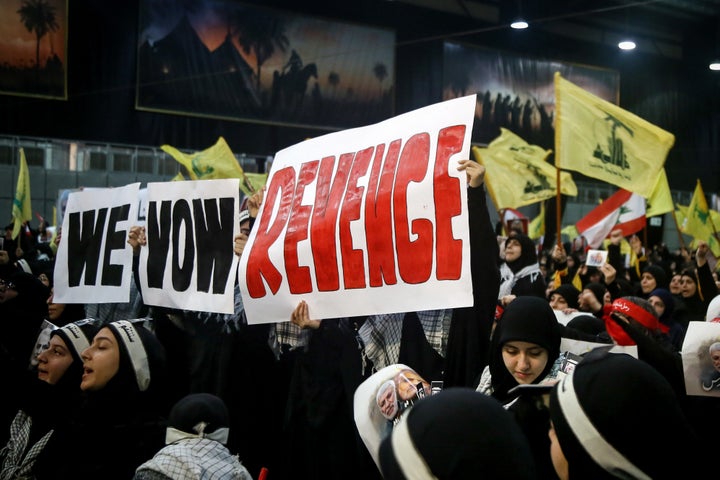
[394,0,720,64]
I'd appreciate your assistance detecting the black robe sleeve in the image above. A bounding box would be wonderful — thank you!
[443,184,500,388]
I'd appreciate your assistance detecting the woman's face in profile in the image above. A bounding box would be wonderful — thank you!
[37,335,74,385]
[47,289,66,321]
[80,327,120,391]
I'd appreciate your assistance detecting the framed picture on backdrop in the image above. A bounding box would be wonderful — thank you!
[137,0,395,130]
[442,42,619,150]
[0,0,67,99]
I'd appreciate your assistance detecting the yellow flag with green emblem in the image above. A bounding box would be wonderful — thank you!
[244,172,268,194]
[645,168,674,217]
[472,128,576,210]
[12,148,32,240]
[682,180,720,256]
[162,137,256,193]
[554,72,674,197]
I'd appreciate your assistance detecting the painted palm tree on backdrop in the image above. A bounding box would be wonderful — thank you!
[373,62,388,98]
[229,8,289,94]
[17,0,59,84]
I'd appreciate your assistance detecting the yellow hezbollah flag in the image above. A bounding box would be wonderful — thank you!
[673,204,719,231]
[472,128,576,210]
[528,202,545,241]
[12,148,32,240]
[675,204,688,227]
[682,180,720,256]
[645,168,674,217]
[161,137,254,193]
[170,172,186,182]
[244,172,268,194]
[554,72,674,197]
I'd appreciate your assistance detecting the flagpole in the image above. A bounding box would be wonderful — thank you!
[695,178,720,247]
[553,72,563,249]
[555,158,562,248]
[705,197,720,246]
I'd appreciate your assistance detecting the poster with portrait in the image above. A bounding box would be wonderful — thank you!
[137,0,395,129]
[442,42,619,150]
[681,321,720,397]
[353,364,435,469]
[0,0,67,99]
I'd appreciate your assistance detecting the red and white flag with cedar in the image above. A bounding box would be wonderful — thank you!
[576,189,646,248]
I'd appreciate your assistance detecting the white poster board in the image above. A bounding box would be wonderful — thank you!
[54,183,140,304]
[138,179,239,314]
[239,95,477,324]
[135,187,148,227]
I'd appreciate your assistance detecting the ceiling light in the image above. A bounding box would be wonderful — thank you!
[710,61,720,71]
[511,20,528,29]
[618,40,636,50]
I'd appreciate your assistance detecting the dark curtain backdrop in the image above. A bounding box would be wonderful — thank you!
[0,0,716,193]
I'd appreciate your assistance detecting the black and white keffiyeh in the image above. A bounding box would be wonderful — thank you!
[498,262,542,299]
[359,310,450,371]
[135,438,252,480]
[0,410,53,480]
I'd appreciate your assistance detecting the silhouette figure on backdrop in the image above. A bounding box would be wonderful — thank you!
[493,92,505,128]
[510,95,522,132]
[270,63,319,118]
[283,49,303,76]
[522,99,534,139]
[481,91,493,127]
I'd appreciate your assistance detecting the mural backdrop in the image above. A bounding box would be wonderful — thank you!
[442,42,620,149]
[137,0,395,130]
[0,0,67,99]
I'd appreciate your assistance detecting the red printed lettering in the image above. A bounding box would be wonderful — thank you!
[340,147,373,289]
[310,154,353,291]
[365,140,401,287]
[246,167,296,297]
[285,160,319,294]
[394,133,433,284]
[434,125,465,280]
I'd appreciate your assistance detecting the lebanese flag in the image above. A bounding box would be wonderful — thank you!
[576,189,646,248]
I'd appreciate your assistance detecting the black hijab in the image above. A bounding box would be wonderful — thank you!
[504,234,538,273]
[489,296,561,403]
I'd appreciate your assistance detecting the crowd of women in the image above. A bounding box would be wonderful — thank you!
[1,159,719,479]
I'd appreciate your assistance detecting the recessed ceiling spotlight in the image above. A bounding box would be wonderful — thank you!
[511,20,529,29]
[710,61,720,71]
[618,40,636,50]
